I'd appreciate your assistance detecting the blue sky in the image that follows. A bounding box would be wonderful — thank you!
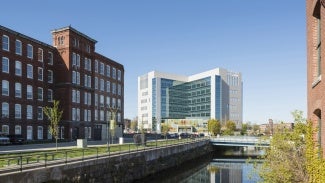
[0,0,306,124]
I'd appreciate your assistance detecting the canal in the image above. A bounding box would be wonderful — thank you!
[136,148,262,183]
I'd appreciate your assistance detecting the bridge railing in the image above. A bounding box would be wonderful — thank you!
[210,136,270,146]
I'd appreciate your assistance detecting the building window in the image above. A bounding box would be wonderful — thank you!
[2,102,9,118]
[72,90,76,103]
[77,90,80,103]
[88,75,91,87]
[27,105,33,119]
[95,77,98,89]
[118,70,121,81]
[2,35,9,51]
[77,108,80,121]
[317,18,322,76]
[84,58,91,71]
[95,94,98,107]
[15,61,22,76]
[2,57,9,73]
[117,113,121,123]
[100,110,104,121]
[2,80,9,96]
[37,107,43,120]
[88,93,91,105]
[88,110,91,121]
[58,36,64,46]
[112,68,116,79]
[72,53,76,66]
[118,99,121,109]
[86,44,90,53]
[95,60,98,73]
[15,40,22,55]
[15,125,21,135]
[94,109,98,120]
[72,71,76,84]
[118,84,121,95]
[27,44,33,59]
[2,125,9,135]
[72,108,76,121]
[107,81,111,93]
[27,126,33,140]
[84,109,88,121]
[15,104,21,119]
[38,126,43,140]
[76,54,80,68]
[76,72,80,85]
[106,65,110,77]
[106,96,110,107]
[27,64,33,79]
[48,89,53,102]
[48,70,53,83]
[100,79,104,91]
[84,92,88,105]
[100,62,104,75]
[112,98,116,108]
[112,83,116,94]
[100,95,104,107]
[27,85,33,99]
[15,83,22,98]
[38,67,43,81]
[38,48,43,62]
[48,52,53,65]
[37,87,43,101]
[73,38,79,48]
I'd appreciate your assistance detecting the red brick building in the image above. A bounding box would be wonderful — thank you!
[0,25,124,141]
[307,0,325,155]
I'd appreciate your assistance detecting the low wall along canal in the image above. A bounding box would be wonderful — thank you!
[0,139,211,183]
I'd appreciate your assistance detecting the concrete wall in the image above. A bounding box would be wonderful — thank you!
[0,140,211,183]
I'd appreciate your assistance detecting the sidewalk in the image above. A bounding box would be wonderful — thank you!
[0,138,134,154]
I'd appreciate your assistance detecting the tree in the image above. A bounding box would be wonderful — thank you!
[43,100,63,151]
[258,110,325,182]
[161,123,169,138]
[207,119,221,136]
[241,123,248,135]
[222,120,236,135]
[130,118,138,132]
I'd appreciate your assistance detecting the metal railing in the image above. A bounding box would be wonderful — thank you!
[0,136,209,174]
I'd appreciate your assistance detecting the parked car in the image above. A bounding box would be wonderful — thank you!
[0,133,10,145]
[7,135,25,144]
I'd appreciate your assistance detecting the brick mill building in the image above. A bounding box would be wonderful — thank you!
[0,25,124,141]
[307,0,325,154]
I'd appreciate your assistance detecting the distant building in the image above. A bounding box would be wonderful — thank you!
[307,0,325,155]
[0,25,124,141]
[259,120,294,135]
[137,68,243,133]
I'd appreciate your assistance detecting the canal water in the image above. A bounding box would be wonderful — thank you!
[136,149,262,183]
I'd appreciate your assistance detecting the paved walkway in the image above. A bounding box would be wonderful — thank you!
[0,138,135,154]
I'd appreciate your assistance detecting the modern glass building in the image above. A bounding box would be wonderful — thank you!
[138,68,242,133]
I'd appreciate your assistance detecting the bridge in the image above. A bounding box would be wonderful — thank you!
[210,136,270,147]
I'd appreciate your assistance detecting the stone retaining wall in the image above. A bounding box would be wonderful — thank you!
[0,140,211,183]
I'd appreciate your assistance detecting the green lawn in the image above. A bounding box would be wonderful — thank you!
[0,138,197,169]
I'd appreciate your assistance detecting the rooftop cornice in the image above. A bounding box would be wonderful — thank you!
[0,25,54,49]
[51,26,97,44]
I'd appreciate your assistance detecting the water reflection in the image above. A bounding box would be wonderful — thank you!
[138,157,261,183]
[204,159,261,183]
